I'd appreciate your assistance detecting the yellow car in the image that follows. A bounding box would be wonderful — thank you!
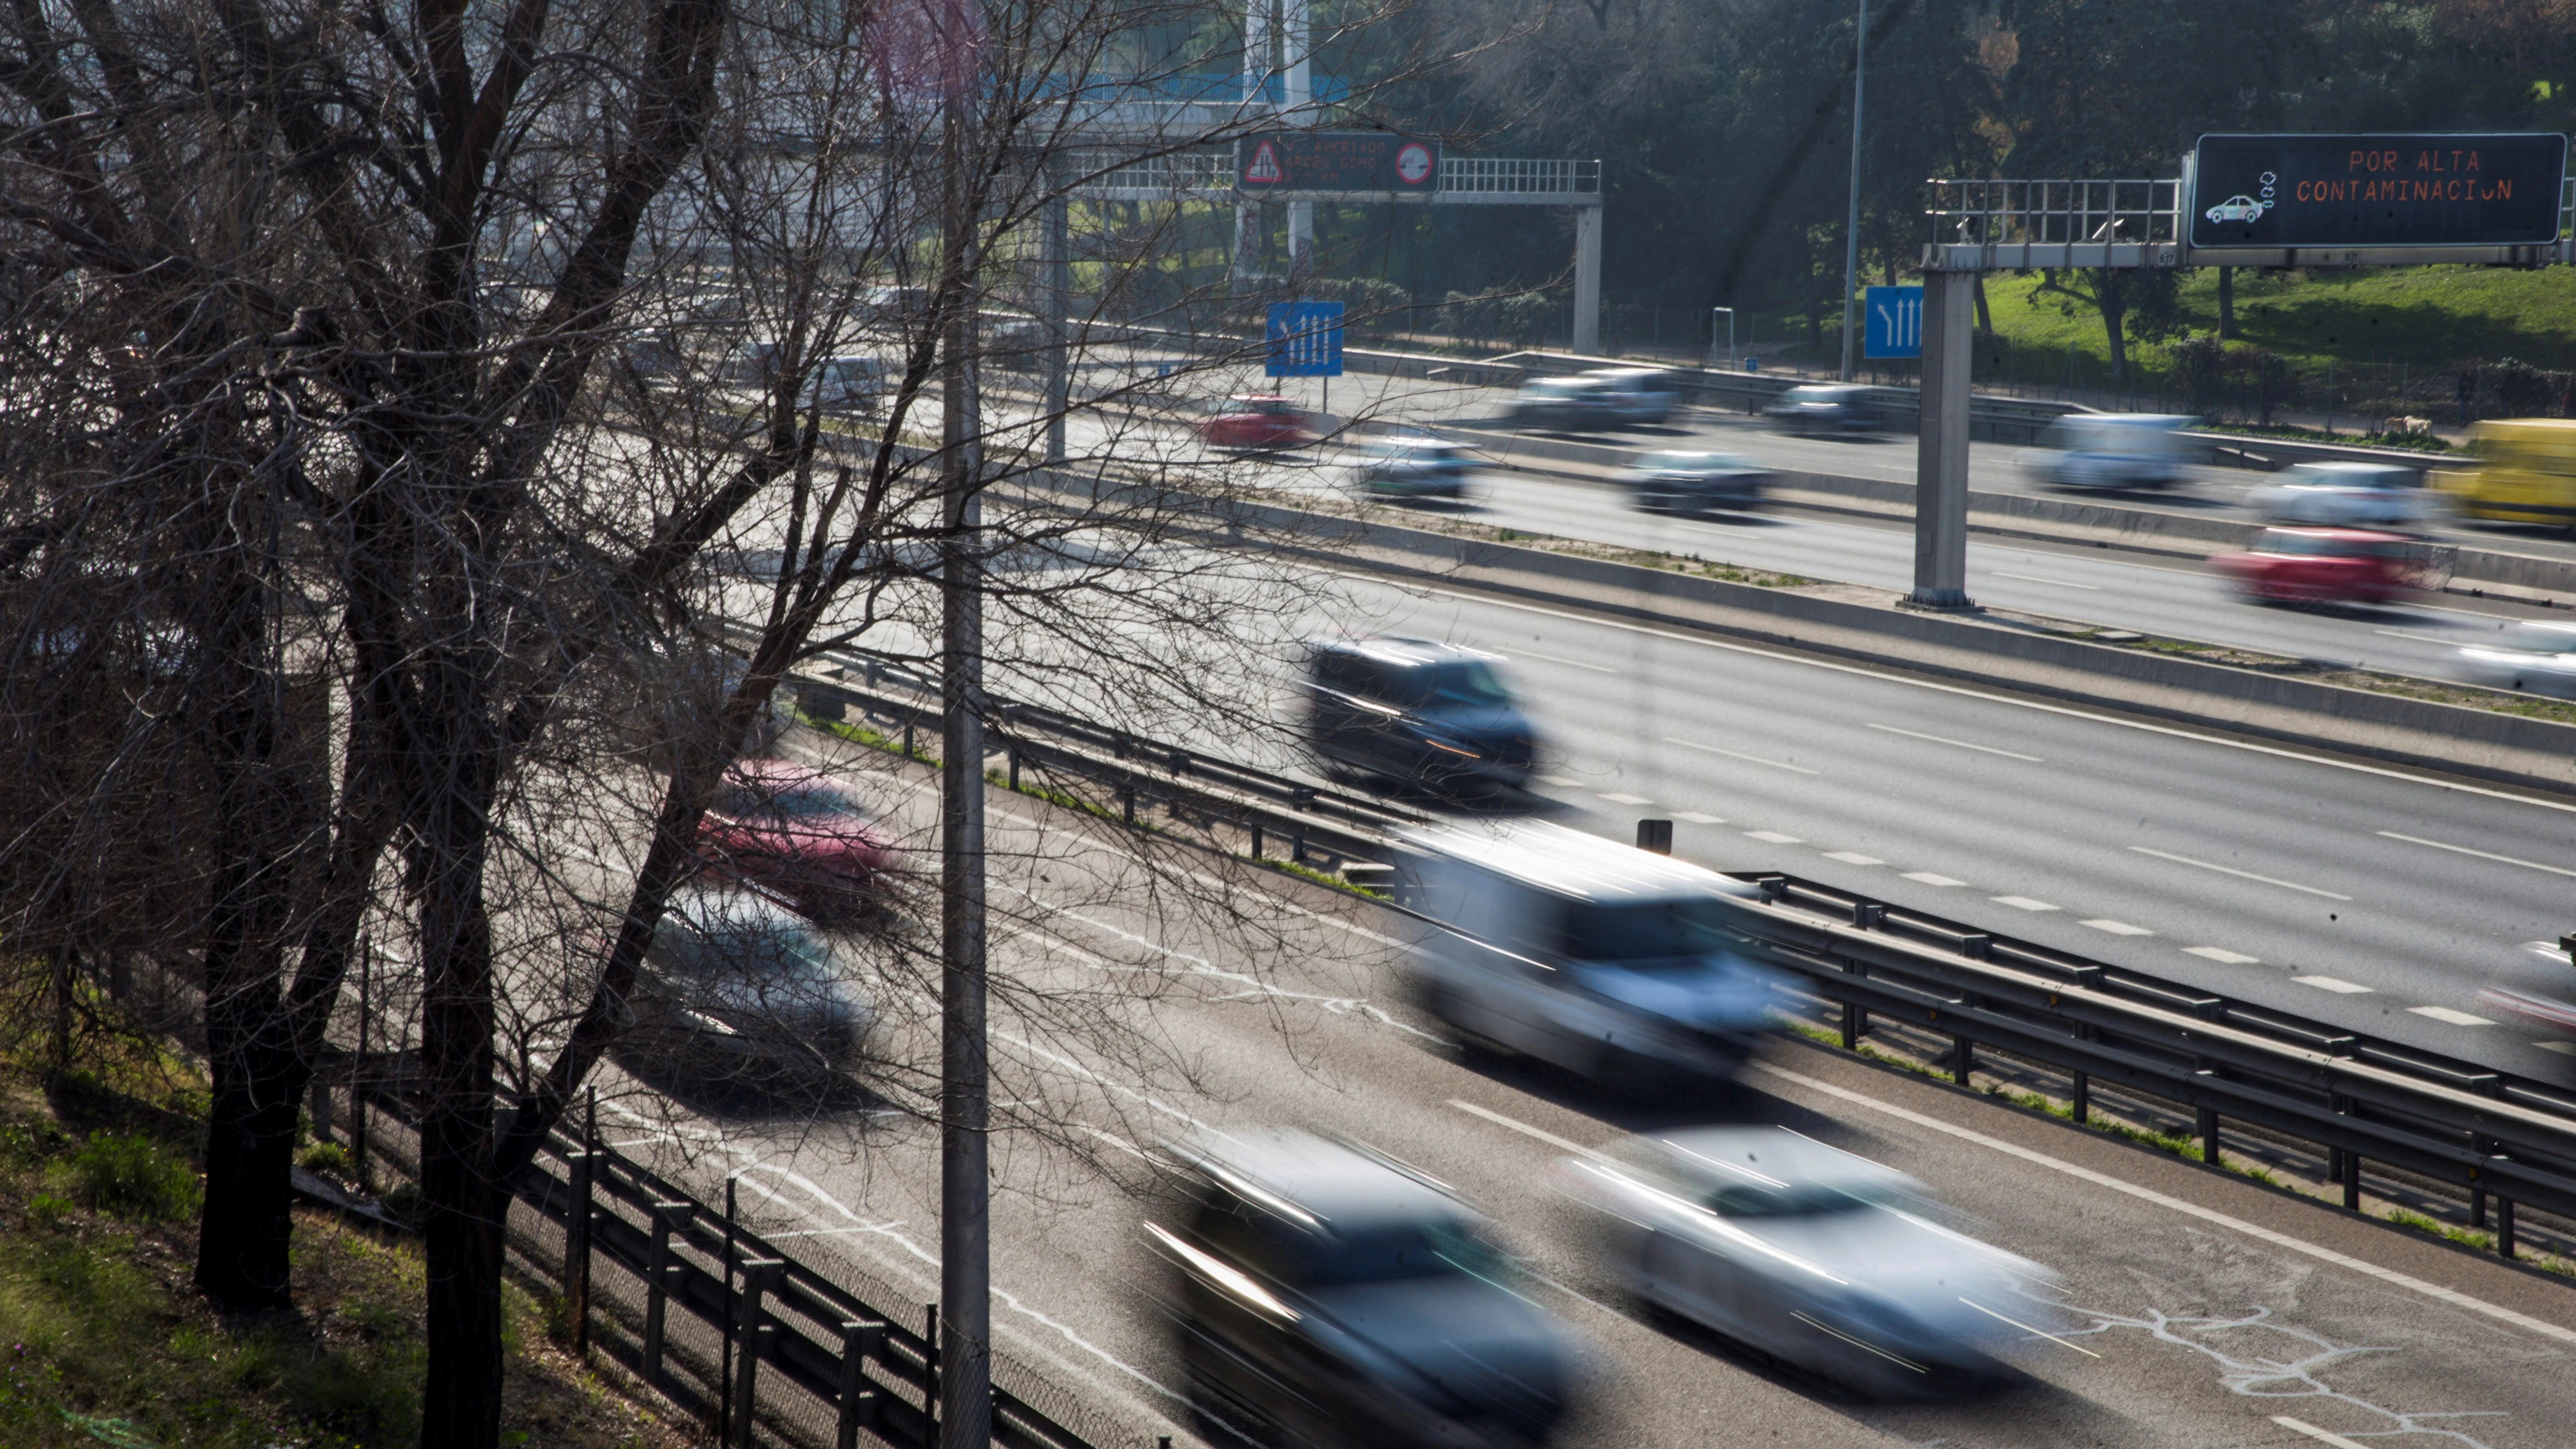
[2432,419,2576,526]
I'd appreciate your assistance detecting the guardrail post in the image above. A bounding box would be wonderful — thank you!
[2497,1195,2516,1259]
[1007,748,1020,791]
[924,1303,939,1441]
[1249,820,1264,860]
[1120,785,1135,824]
[642,1200,692,1386]
[730,1260,782,1448]
[1951,1032,1974,1085]
[2197,1100,2222,1169]
[1636,818,1672,856]
[1839,998,1860,1051]
[903,717,915,758]
[836,1320,883,1449]
[567,1088,597,1360]
[2470,1076,2501,1227]
[2069,1069,2090,1127]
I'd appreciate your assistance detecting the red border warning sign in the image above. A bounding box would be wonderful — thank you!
[1236,133,1439,193]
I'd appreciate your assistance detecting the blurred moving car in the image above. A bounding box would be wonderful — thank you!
[2432,418,2576,526]
[2248,461,2441,528]
[1393,820,1784,1088]
[2455,621,2576,697]
[1351,435,1477,501]
[1559,1126,2058,1396]
[1150,1128,1572,1448]
[2211,526,2418,605]
[812,355,893,413]
[1200,394,1318,451]
[1589,367,1682,425]
[1621,450,1771,513]
[2020,414,2196,488]
[617,885,873,1090]
[2473,935,2576,1039]
[1762,384,1879,435]
[697,758,903,923]
[1510,375,1615,430]
[1303,638,1537,792]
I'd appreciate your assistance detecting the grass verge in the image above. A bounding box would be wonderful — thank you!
[0,1028,687,1448]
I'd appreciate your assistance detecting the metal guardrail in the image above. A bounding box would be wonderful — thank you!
[514,1123,1103,1449]
[771,656,2576,1257]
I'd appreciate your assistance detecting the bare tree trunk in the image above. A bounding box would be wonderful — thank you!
[2218,266,2237,339]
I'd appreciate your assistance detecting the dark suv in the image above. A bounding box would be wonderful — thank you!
[1149,1130,1571,1448]
[1302,639,1537,792]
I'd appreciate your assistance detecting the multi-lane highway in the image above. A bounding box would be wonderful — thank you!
[592,703,2576,1449]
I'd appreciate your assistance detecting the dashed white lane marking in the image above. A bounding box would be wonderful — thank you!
[1596,792,1654,805]
[1750,1060,2576,1347]
[2537,1041,2576,1056]
[2270,1416,2373,1449]
[2185,946,2262,965]
[1903,871,1967,887]
[1662,735,1821,774]
[2407,1006,2496,1027]
[2079,919,2154,936]
[1674,811,1726,824]
[1990,895,2060,912]
[1509,648,1620,674]
[1821,851,1884,866]
[2128,845,2353,900]
[2377,829,2576,880]
[1992,569,2100,590]
[1745,830,1805,844]
[1371,577,2576,818]
[2292,975,2375,994]
[1445,1099,1615,1165]
[1865,722,2044,762]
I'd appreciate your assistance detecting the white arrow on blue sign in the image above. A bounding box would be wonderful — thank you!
[1266,301,1345,378]
[1863,285,1923,360]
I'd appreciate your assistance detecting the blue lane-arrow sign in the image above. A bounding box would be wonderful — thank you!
[1864,285,1923,359]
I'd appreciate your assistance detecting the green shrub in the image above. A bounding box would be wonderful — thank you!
[64,1135,199,1221]
[298,1142,355,1180]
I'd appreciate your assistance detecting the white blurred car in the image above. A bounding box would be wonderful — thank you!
[1561,1126,2060,1395]
[2021,414,2197,489]
[2248,461,2442,528]
[2455,621,2576,697]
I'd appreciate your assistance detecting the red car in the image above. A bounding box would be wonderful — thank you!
[695,759,903,924]
[1197,394,1317,451]
[2212,527,2416,605]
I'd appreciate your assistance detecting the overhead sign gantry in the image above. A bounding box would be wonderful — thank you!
[1903,134,2575,608]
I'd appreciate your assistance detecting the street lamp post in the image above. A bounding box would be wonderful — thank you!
[1839,0,1865,383]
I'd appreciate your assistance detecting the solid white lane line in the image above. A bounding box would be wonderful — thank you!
[1821,851,1884,865]
[1744,830,1805,844]
[2184,946,2262,965]
[1903,872,1967,887]
[2079,919,2154,936]
[2372,628,2468,644]
[1662,735,1820,774]
[1509,648,1620,674]
[2407,1006,2495,1027]
[1992,570,2100,591]
[1749,1061,2576,1347]
[1990,896,2060,912]
[1367,578,2576,816]
[2270,1417,2373,1449]
[2377,830,2576,880]
[2128,845,2353,900]
[1674,811,1726,824]
[1867,722,2044,762]
[1956,1297,2101,1359]
[1446,1099,1615,1164]
[2292,975,2375,994]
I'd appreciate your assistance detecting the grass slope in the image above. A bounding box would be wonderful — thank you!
[0,1030,686,1448]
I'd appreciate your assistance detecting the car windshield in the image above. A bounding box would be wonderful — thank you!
[1306,1215,1511,1287]
[1556,896,1738,963]
[662,914,839,980]
[1707,1181,1894,1218]
[1423,659,1510,705]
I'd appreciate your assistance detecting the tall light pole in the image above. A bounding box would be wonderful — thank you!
[1839,0,1866,383]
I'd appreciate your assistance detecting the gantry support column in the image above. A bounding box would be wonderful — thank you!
[1572,204,1603,355]
[1909,265,1977,608]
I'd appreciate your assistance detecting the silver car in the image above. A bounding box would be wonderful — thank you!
[2248,461,2441,528]
[2456,621,2576,697]
[1621,450,1770,513]
[1561,1127,2060,1395]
